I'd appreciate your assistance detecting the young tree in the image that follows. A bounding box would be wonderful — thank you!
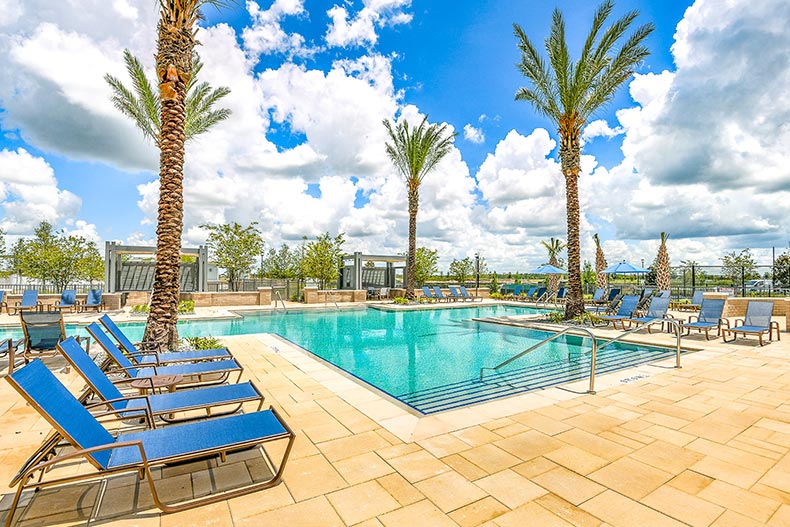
[489,273,500,294]
[203,222,264,291]
[774,252,790,288]
[449,257,474,284]
[721,249,757,283]
[413,247,439,287]
[514,1,653,318]
[302,233,345,289]
[383,115,456,299]
[592,233,607,289]
[582,260,596,288]
[261,243,300,279]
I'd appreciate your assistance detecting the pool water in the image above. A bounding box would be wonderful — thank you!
[2,305,680,414]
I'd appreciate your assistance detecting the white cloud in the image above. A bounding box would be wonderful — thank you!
[581,119,623,142]
[463,124,484,144]
[0,0,23,26]
[242,0,313,59]
[325,0,412,48]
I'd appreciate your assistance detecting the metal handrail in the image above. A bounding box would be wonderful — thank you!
[274,291,287,312]
[478,316,683,394]
[325,290,340,310]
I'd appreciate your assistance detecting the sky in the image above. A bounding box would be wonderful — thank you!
[1,0,789,273]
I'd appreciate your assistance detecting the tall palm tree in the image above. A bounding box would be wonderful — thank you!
[105,49,231,145]
[655,232,671,291]
[139,0,228,350]
[541,237,566,293]
[514,1,653,318]
[593,233,608,289]
[383,115,456,299]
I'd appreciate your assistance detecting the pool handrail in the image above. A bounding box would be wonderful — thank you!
[479,318,682,394]
[274,291,288,312]
[325,290,340,310]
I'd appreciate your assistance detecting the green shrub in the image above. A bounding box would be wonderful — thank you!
[393,297,409,305]
[178,300,195,314]
[130,304,150,314]
[184,336,223,350]
[490,292,503,300]
[546,311,565,323]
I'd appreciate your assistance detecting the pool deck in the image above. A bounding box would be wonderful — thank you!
[1,302,789,526]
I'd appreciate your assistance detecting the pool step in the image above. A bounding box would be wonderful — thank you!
[398,346,677,414]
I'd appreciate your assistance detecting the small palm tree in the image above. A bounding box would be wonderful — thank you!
[105,49,231,145]
[655,232,671,290]
[514,0,653,318]
[383,116,456,299]
[541,237,567,293]
[593,233,608,289]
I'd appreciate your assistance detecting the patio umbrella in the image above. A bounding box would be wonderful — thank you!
[601,261,649,274]
[530,264,566,274]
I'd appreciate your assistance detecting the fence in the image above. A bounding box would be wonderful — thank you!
[207,279,307,301]
[0,283,105,295]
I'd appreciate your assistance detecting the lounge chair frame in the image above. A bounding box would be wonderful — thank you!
[4,361,294,525]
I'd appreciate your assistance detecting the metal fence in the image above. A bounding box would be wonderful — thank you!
[207,279,307,301]
[0,283,105,295]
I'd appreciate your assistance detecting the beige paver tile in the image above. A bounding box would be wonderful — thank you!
[759,455,790,493]
[160,501,232,527]
[543,445,610,475]
[630,440,704,474]
[235,495,345,527]
[375,442,421,460]
[318,430,392,462]
[641,424,697,446]
[710,509,766,527]
[386,450,450,483]
[282,454,347,502]
[769,504,790,526]
[532,466,606,506]
[376,473,424,506]
[378,499,459,527]
[553,428,631,461]
[493,430,564,461]
[453,426,501,447]
[474,469,548,509]
[414,471,487,513]
[563,411,624,435]
[458,444,520,474]
[642,484,725,527]
[689,455,764,488]
[227,481,294,520]
[580,489,685,527]
[334,451,395,485]
[666,469,714,495]
[492,501,575,527]
[511,456,559,479]
[418,434,473,458]
[442,453,490,481]
[534,494,604,527]
[697,480,780,523]
[448,497,509,527]
[588,457,673,500]
[327,480,400,525]
[509,411,573,436]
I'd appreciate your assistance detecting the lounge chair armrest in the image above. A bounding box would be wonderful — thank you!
[135,340,161,351]
[719,318,730,328]
[83,399,154,426]
[688,315,699,323]
[733,319,744,328]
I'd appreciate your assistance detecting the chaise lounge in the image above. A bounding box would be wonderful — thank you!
[678,298,727,340]
[721,301,780,346]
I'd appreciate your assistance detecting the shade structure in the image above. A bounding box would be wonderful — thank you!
[602,261,649,274]
[531,264,566,275]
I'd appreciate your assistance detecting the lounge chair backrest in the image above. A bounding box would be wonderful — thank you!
[0,290,5,303]
[606,289,621,302]
[60,289,77,305]
[616,295,639,316]
[592,288,605,301]
[86,289,103,305]
[690,291,704,305]
[744,301,774,327]
[556,288,566,299]
[422,286,434,298]
[536,287,546,298]
[645,296,671,318]
[448,286,460,296]
[20,289,38,307]
[7,360,114,469]
[58,337,126,407]
[640,288,653,299]
[87,322,138,376]
[513,285,522,296]
[522,286,534,297]
[99,314,139,355]
[459,286,473,298]
[20,312,65,351]
[698,299,725,324]
[658,290,670,299]
[433,286,446,298]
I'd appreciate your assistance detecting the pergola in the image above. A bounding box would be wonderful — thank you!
[339,252,406,290]
[104,241,210,292]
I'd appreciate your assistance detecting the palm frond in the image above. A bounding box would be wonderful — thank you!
[383,116,456,187]
[546,8,572,111]
[572,0,614,97]
[514,23,561,121]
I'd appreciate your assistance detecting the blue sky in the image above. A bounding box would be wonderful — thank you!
[1,0,789,270]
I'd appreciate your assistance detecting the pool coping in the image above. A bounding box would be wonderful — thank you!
[252,320,725,443]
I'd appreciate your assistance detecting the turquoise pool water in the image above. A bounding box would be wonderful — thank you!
[2,305,680,414]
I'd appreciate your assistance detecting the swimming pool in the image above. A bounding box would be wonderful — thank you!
[2,305,680,414]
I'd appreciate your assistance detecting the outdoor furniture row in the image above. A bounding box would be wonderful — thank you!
[0,288,105,315]
[421,285,481,302]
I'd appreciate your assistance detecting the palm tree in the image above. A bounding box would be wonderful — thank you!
[655,232,671,290]
[105,49,231,145]
[514,1,653,318]
[137,0,228,350]
[593,233,608,289]
[383,115,456,299]
[541,237,566,293]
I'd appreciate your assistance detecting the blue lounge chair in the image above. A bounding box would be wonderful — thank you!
[596,295,639,329]
[459,286,481,302]
[422,286,437,301]
[678,291,705,311]
[0,290,7,314]
[587,288,605,304]
[515,286,532,301]
[722,301,780,346]
[82,289,104,312]
[657,289,671,299]
[99,314,231,364]
[87,323,243,387]
[448,286,466,301]
[635,288,654,311]
[627,296,671,333]
[58,337,264,426]
[433,286,453,302]
[534,287,547,302]
[586,292,623,315]
[17,311,90,374]
[680,298,727,340]
[10,289,40,315]
[53,289,78,312]
[4,359,294,521]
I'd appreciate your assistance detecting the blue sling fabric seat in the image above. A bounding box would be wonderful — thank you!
[596,295,639,329]
[422,286,437,300]
[722,301,780,346]
[5,360,294,522]
[448,286,466,301]
[87,323,242,387]
[433,286,453,302]
[53,289,78,312]
[10,289,40,315]
[99,314,231,364]
[627,296,671,333]
[81,289,104,312]
[58,337,263,425]
[680,298,727,340]
[459,286,481,302]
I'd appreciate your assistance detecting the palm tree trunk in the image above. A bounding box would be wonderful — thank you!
[144,23,193,351]
[405,186,419,300]
[560,131,584,319]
